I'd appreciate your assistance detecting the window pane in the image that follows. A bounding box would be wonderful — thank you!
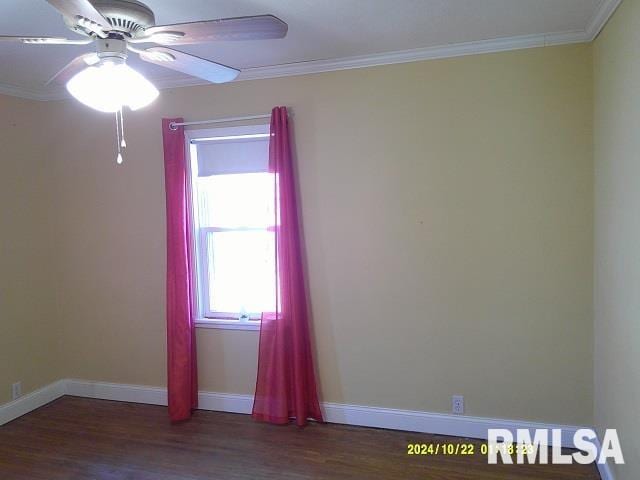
[206,230,276,314]
[196,172,274,229]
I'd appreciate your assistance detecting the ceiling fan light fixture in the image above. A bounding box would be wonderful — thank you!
[66,59,159,113]
[4,0,288,163]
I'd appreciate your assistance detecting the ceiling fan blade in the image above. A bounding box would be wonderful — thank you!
[139,47,239,84]
[46,53,99,86]
[0,35,92,45]
[132,15,288,45]
[45,0,110,35]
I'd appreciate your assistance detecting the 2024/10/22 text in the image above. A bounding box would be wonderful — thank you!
[407,443,537,456]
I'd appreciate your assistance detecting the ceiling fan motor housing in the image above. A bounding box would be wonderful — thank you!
[64,0,156,38]
[96,37,127,61]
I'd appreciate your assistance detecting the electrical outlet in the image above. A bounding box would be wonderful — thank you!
[452,395,464,415]
[11,382,22,400]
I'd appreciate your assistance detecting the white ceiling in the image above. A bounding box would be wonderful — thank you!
[0,0,620,100]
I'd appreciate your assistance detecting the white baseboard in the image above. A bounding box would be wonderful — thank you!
[0,380,66,426]
[2,379,600,456]
[198,391,254,414]
[64,379,168,405]
[321,401,585,448]
[597,461,615,480]
[62,379,257,415]
[593,436,616,480]
[62,379,585,448]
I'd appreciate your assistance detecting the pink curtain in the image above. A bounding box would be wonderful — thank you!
[252,107,324,426]
[162,118,198,422]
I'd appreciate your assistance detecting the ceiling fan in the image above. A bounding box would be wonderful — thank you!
[0,0,287,162]
[1,0,288,109]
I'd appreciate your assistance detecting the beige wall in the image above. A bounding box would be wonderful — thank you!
[35,43,593,425]
[594,0,640,477]
[0,43,594,427]
[0,95,62,404]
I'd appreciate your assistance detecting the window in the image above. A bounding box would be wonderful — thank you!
[187,124,275,330]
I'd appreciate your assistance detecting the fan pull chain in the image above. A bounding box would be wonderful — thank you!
[115,110,122,164]
[115,108,126,165]
[119,107,127,148]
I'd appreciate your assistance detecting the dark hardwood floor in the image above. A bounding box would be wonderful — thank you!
[0,396,600,479]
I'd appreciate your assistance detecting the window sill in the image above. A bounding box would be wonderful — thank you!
[195,319,260,331]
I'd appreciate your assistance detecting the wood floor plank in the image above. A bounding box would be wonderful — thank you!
[0,397,600,479]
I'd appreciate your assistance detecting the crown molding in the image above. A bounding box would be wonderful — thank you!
[586,0,623,41]
[0,1,622,103]
[237,30,589,82]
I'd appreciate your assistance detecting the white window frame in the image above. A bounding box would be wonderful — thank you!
[185,124,271,331]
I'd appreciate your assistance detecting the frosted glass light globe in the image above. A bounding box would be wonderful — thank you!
[66,60,159,113]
